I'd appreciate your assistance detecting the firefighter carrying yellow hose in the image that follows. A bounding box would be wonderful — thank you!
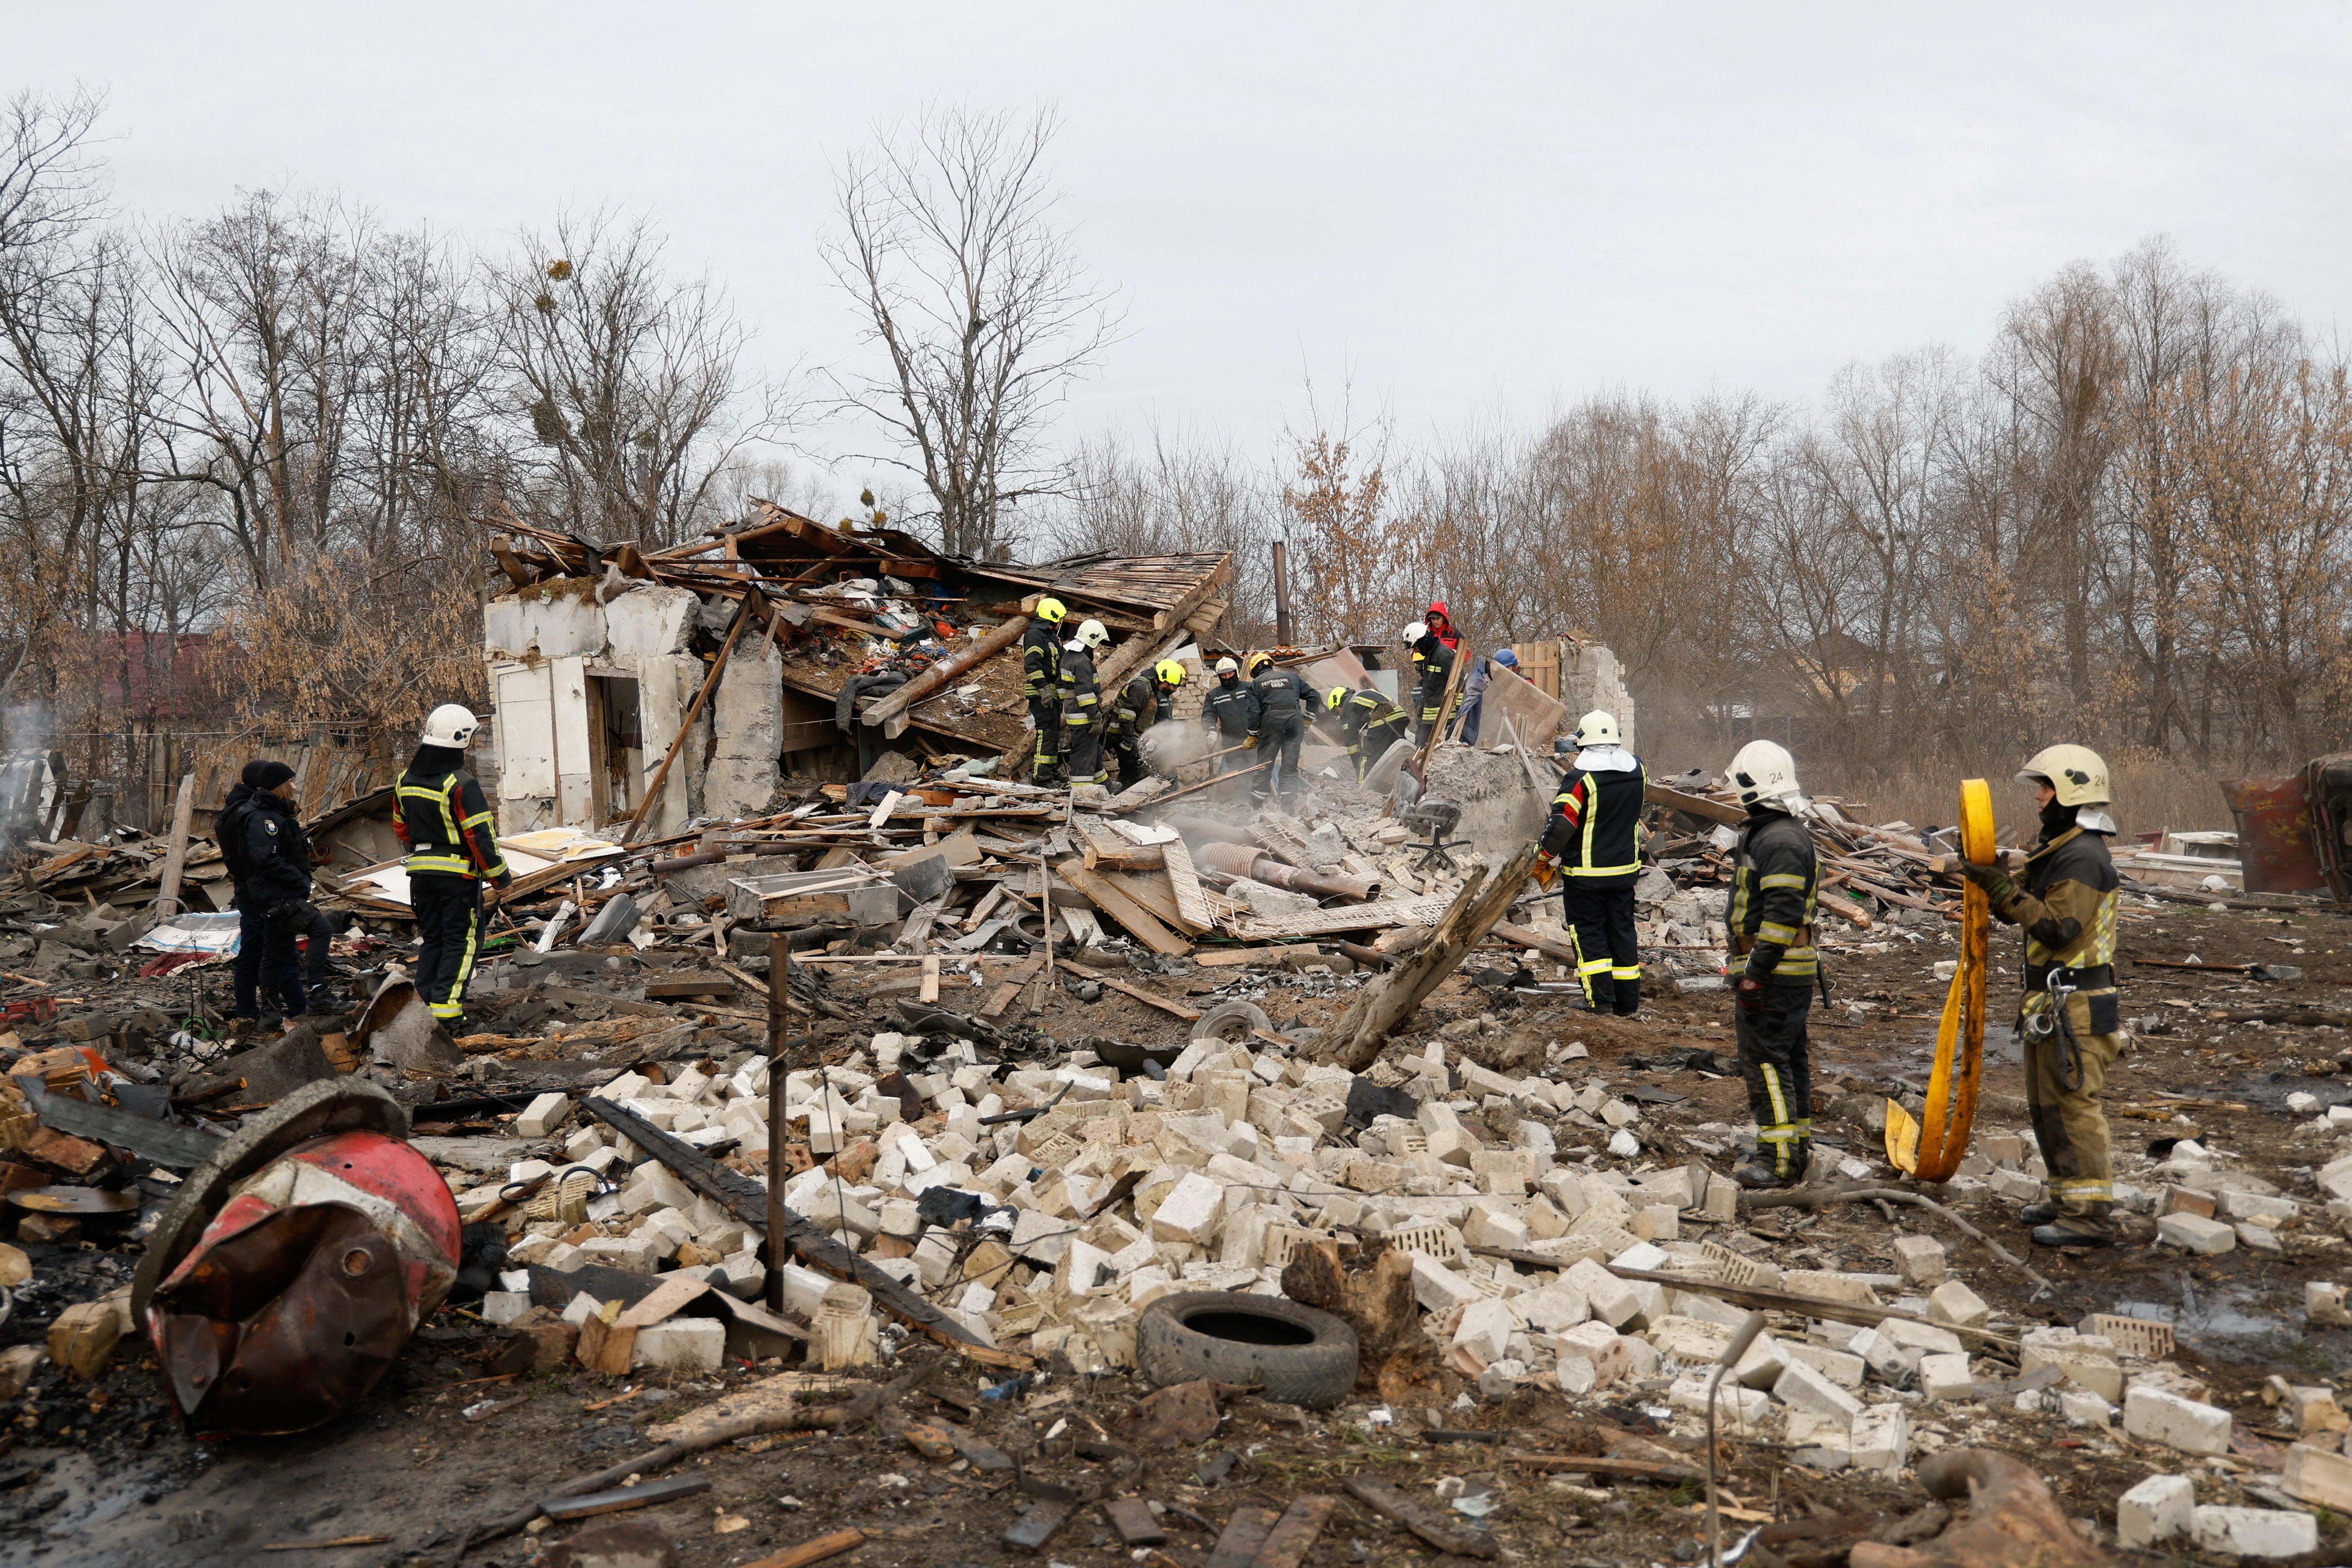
[1960,744,2124,1249]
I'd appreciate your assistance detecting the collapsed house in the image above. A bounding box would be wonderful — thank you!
[480,505,1234,836]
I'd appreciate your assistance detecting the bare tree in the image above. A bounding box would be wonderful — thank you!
[489,210,789,547]
[827,106,1121,561]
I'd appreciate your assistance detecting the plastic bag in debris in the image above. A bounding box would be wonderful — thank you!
[915,1187,1015,1234]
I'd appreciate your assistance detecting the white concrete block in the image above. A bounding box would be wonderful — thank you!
[1925,1280,1989,1329]
[1849,1404,1909,1474]
[1774,1357,1864,1421]
[577,1236,658,1274]
[1667,1375,1774,1433]
[2284,1441,2352,1511]
[1151,1171,1226,1243]
[1782,1341,1866,1389]
[1889,1234,1947,1287]
[1918,1352,1976,1401]
[2116,1474,2194,1549]
[515,1093,572,1139]
[2189,1505,2317,1559]
[1452,1298,1516,1365]
[2124,1385,2233,1455]
[1565,1258,1643,1326]
[632,1317,725,1373]
[1410,1254,1482,1314]
[2309,1281,2352,1327]
[2156,1212,2237,1254]
[480,1290,532,1326]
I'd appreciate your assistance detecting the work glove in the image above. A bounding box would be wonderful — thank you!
[1959,859,2015,904]
[493,870,514,891]
[1529,849,1561,890]
[1242,733,1259,750]
[1734,972,1768,1016]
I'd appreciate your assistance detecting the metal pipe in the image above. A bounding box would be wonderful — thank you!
[1707,1312,1770,1565]
[1270,540,1293,647]
[1194,839,1380,901]
[765,931,789,1314]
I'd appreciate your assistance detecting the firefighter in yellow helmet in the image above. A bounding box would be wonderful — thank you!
[1022,596,1070,785]
[1326,684,1407,782]
[1960,744,2124,1249]
[1106,659,1186,790]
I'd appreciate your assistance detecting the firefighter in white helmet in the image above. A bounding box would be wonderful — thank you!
[393,704,510,1032]
[1533,710,1647,1016]
[1056,619,1113,789]
[1723,739,1820,1188]
[1960,744,2122,1248]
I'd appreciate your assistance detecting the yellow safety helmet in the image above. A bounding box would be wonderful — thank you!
[1214,657,1239,676]
[2017,744,2110,806]
[1034,596,1067,623]
[1326,685,1349,711]
[1153,659,1185,688]
[1246,650,1274,675]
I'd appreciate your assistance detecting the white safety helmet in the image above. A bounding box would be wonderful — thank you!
[1076,618,1111,650]
[422,703,480,748]
[2016,744,2110,807]
[1402,622,1427,647]
[1726,739,1803,811]
[1574,710,1621,747]
[1214,657,1239,676]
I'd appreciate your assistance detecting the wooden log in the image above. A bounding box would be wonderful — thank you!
[153,772,198,918]
[1643,780,1747,827]
[1322,843,1539,1069]
[859,609,1031,728]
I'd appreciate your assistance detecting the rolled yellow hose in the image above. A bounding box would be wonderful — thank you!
[1885,778,1993,1180]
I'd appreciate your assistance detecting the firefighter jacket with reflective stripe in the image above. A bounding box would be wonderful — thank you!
[1413,639,1456,721]
[1339,689,1405,754]
[1249,668,1306,730]
[1058,645,1101,729]
[1730,808,1819,983]
[1203,679,1259,740]
[1539,762,1647,884]
[1995,824,2121,1034]
[1107,675,1166,741]
[396,768,510,881]
[1021,618,1063,703]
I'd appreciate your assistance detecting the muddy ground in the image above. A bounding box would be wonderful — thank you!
[7,889,2352,1568]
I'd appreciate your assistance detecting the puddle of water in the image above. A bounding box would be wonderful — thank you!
[2116,1280,2350,1373]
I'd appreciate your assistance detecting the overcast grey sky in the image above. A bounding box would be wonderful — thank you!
[16,2,2352,501]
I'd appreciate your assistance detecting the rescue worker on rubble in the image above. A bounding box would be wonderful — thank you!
[1722,739,1822,1189]
[218,759,334,1025]
[1960,745,2124,1249]
[1245,651,1309,809]
[1202,657,1260,802]
[1534,711,1646,1018]
[395,704,511,1034]
[1327,685,1409,782]
[1055,619,1113,789]
[1405,622,1457,745]
[1106,660,1186,790]
[1457,647,1515,746]
[1424,600,1460,653]
[1022,596,1070,786]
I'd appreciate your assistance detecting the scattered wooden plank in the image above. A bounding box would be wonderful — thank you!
[1250,1495,1337,1568]
[920,955,940,1004]
[1221,895,1452,943]
[1191,944,1321,967]
[1500,1454,1702,1480]
[1103,870,1197,934]
[1160,836,1217,934]
[1344,1475,1495,1558]
[1207,1506,1281,1568]
[1491,920,1579,966]
[645,976,736,998]
[738,1527,868,1568]
[1054,859,1191,956]
[1057,963,1201,1021]
[1644,780,1747,827]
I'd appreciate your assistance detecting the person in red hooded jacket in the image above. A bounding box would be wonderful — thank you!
[1424,601,1460,653]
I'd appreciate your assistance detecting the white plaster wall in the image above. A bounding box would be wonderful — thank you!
[607,585,699,658]
[704,640,785,819]
[630,652,707,836]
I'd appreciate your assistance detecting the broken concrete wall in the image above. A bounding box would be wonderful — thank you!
[1424,741,1551,854]
[706,640,785,819]
[483,593,605,661]
[633,653,707,838]
[1562,644,1635,748]
[607,585,697,659]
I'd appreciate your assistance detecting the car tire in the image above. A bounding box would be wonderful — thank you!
[1135,1291,1357,1408]
[1190,1000,1272,1044]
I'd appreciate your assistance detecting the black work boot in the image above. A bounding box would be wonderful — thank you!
[1734,1151,1801,1190]
[1613,977,1641,1017]
[2018,1201,2058,1227]
[2032,1217,2114,1249]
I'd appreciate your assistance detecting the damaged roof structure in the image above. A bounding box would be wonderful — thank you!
[482,503,1234,836]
